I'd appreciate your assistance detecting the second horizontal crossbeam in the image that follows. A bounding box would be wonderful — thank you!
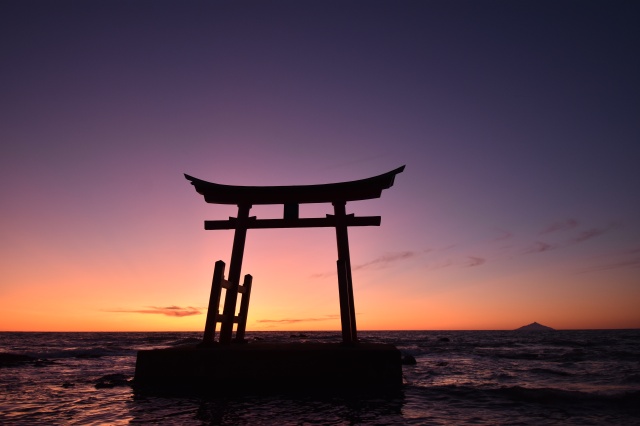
[204,215,381,230]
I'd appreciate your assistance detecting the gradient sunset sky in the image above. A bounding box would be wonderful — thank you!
[1,0,639,331]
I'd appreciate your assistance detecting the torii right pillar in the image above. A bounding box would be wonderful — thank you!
[333,201,357,344]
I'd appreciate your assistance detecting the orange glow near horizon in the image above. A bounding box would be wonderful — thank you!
[2,234,638,332]
[2,201,640,332]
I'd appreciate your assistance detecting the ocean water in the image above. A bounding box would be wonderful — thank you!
[1,330,639,425]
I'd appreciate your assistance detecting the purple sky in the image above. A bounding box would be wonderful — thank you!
[1,0,639,330]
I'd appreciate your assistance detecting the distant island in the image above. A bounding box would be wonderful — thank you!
[515,322,555,331]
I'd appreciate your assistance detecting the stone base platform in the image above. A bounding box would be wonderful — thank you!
[134,342,403,394]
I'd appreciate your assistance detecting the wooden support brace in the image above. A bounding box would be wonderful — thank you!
[202,260,226,345]
[235,274,253,343]
[201,258,254,345]
[215,314,241,323]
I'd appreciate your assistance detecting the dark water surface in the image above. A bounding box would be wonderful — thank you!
[1,330,639,425]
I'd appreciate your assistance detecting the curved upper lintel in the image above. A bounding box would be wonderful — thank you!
[184,165,405,205]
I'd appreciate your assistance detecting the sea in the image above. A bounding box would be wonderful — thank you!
[1,330,639,425]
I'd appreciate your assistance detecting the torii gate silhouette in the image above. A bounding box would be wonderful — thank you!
[185,165,404,345]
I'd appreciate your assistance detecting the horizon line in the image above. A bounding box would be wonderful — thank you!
[1,328,638,333]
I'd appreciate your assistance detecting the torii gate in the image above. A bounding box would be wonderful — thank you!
[185,165,404,345]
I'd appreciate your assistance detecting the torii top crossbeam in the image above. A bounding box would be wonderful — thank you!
[185,166,404,345]
[185,165,404,205]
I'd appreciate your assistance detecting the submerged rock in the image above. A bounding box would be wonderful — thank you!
[75,353,103,359]
[95,374,132,389]
[0,353,54,368]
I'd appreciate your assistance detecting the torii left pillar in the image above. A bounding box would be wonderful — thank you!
[219,203,251,344]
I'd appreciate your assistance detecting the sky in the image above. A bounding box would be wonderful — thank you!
[1,0,639,332]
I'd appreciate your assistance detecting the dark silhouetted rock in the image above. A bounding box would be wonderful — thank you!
[135,343,403,393]
[515,322,555,331]
[32,359,55,367]
[401,354,417,365]
[0,353,35,367]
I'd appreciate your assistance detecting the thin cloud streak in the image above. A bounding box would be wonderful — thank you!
[576,247,640,273]
[425,259,453,271]
[353,250,418,271]
[540,219,579,234]
[107,306,202,317]
[524,224,612,254]
[523,241,555,254]
[569,228,607,244]
[257,315,339,324]
[309,271,334,279]
[577,257,640,274]
[466,256,486,267]
[311,249,429,278]
[492,229,513,242]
